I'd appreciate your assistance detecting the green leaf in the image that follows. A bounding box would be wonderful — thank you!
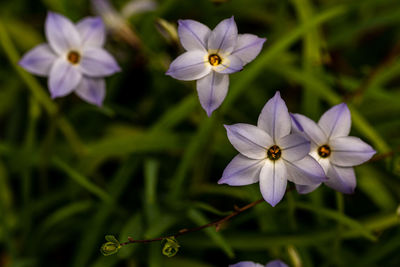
[105,235,119,243]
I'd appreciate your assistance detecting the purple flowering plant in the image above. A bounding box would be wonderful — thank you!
[230,260,288,267]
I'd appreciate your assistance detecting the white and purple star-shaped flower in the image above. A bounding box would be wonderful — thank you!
[19,12,121,106]
[218,92,327,207]
[291,103,376,194]
[166,17,266,116]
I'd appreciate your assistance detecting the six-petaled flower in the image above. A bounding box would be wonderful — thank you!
[218,92,327,206]
[166,17,266,116]
[19,12,121,106]
[291,103,376,194]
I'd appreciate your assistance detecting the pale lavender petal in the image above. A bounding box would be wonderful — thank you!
[80,47,121,77]
[296,183,321,194]
[258,91,291,141]
[284,155,327,185]
[45,12,81,54]
[266,260,289,267]
[259,160,287,207]
[218,154,264,186]
[166,50,210,81]
[76,17,105,47]
[196,72,228,116]
[278,133,310,162]
[330,136,376,166]
[213,54,243,74]
[229,261,264,267]
[178,19,210,51]
[291,113,327,146]
[325,164,356,194]
[74,77,105,106]
[19,44,56,76]
[121,0,157,17]
[318,103,351,139]
[48,58,82,98]
[232,34,266,65]
[224,123,273,159]
[208,16,238,54]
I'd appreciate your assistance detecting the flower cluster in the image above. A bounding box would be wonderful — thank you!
[219,92,375,206]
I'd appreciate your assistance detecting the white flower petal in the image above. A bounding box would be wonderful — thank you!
[48,58,82,98]
[296,183,321,194]
[232,33,266,65]
[278,133,310,162]
[166,50,210,81]
[259,160,287,207]
[208,16,238,54]
[218,154,264,186]
[76,17,105,47]
[225,123,273,159]
[213,54,243,74]
[257,91,291,141]
[325,164,356,194]
[178,19,210,51]
[80,47,121,77]
[266,260,289,267]
[284,155,327,185]
[196,72,229,116]
[45,12,81,54]
[291,113,327,146]
[19,44,56,76]
[330,136,376,166]
[75,77,105,106]
[318,103,351,139]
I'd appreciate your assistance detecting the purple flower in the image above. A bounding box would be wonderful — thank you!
[291,103,376,194]
[19,12,121,106]
[166,17,266,116]
[230,259,288,267]
[218,92,326,206]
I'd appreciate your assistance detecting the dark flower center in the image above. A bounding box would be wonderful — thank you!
[318,145,331,158]
[267,145,281,161]
[208,54,221,66]
[67,51,81,64]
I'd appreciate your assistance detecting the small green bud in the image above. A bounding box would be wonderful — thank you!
[100,235,121,256]
[161,237,180,257]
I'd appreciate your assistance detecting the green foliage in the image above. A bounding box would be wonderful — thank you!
[161,237,180,257]
[100,235,121,256]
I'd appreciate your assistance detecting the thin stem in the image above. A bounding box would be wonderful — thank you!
[120,198,265,246]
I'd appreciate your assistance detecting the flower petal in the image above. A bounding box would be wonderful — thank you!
[45,12,81,54]
[258,91,291,141]
[278,133,310,162]
[178,19,210,51]
[330,136,376,166]
[229,261,264,267]
[325,164,356,194]
[213,54,243,74]
[284,155,327,185]
[166,50,210,81]
[208,16,238,54]
[296,183,321,194]
[76,17,105,47]
[196,72,229,116]
[19,44,56,76]
[74,77,105,106]
[218,154,264,186]
[225,123,273,159]
[259,160,287,207]
[80,47,121,77]
[48,58,82,98]
[291,113,327,146]
[266,260,289,267]
[232,34,266,65]
[318,103,351,139]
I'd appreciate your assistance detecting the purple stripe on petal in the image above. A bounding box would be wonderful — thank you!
[19,44,56,76]
[76,17,106,47]
[330,136,376,166]
[325,164,356,194]
[259,160,287,207]
[80,47,121,77]
[213,54,243,74]
[318,103,351,139]
[46,12,81,54]
[75,77,105,106]
[284,155,327,185]
[278,133,310,162]
[291,113,327,146]
[178,19,210,51]
[218,154,264,186]
[48,58,82,98]
[166,50,210,81]
[232,34,266,65]
[208,16,238,54]
[196,72,229,116]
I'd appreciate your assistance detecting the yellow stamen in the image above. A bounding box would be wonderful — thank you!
[208,54,221,66]
[267,145,282,161]
[67,51,81,64]
[318,145,331,158]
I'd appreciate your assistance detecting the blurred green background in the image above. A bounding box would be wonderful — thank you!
[1,0,400,266]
